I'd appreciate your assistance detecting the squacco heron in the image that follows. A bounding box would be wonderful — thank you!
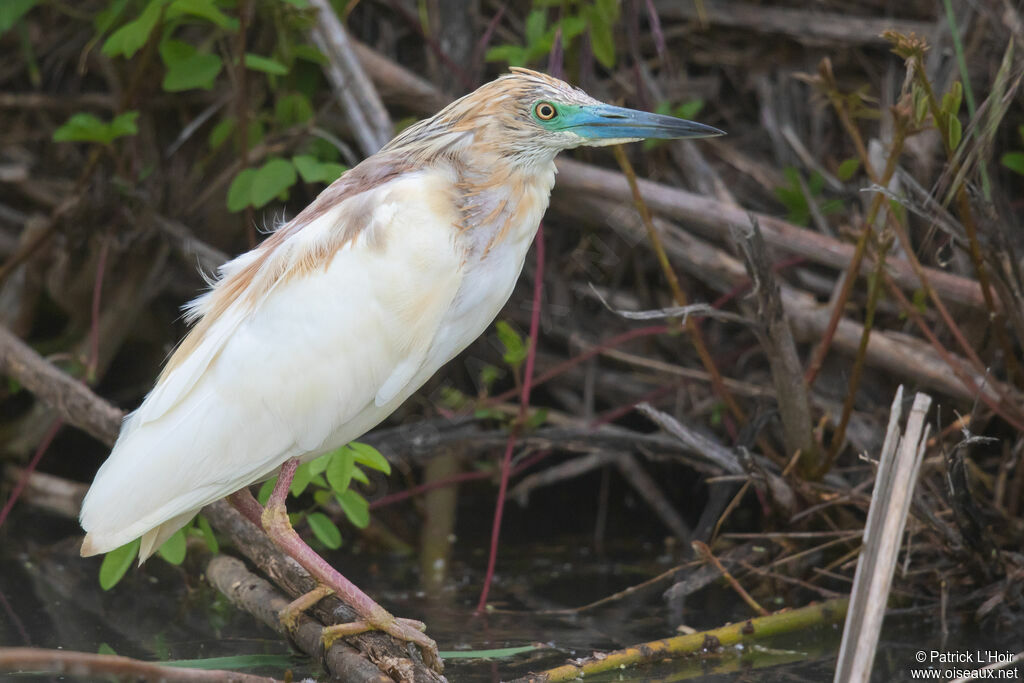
[79,68,723,669]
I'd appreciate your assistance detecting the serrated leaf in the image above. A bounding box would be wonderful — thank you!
[53,111,139,145]
[250,158,297,208]
[157,527,187,565]
[348,442,390,474]
[290,462,315,497]
[161,40,222,91]
[326,447,355,494]
[168,0,237,29]
[276,93,313,126]
[102,0,164,59]
[0,0,38,33]
[336,489,370,528]
[837,157,860,181]
[307,512,342,549]
[196,514,219,553]
[99,539,139,590]
[1001,151,1024,175]
[245,53,289,75]
[226,167,257,212]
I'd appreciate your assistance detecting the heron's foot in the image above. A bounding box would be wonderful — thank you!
[279,584,334,633]
[323,613,441,672]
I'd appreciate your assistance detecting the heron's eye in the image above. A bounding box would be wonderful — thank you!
[535,102,558,121]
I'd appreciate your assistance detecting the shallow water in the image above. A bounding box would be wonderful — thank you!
[2,493,1021,681]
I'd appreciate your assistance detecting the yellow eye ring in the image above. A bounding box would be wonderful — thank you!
[535,102,557,121]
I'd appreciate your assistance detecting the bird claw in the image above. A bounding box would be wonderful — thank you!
[322,615,442,673]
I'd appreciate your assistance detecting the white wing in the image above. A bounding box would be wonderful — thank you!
[80,169,463,559]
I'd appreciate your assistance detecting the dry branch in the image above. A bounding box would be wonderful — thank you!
[0,325,122,446]
[652,1,934,46]
[554,158,988,311]
[834,388,932,683]
[0,647,278,682]
[309,0,392,155]
[730,217,818,471]
[203,501,446,683]
[207,555,393,683]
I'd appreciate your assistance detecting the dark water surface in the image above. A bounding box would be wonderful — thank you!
[2,498,1021,681]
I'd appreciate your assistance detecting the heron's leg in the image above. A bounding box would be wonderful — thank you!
[261,457,442,672]
[226,488,264,527]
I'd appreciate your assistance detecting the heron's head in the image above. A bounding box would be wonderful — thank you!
[386,68,724,169]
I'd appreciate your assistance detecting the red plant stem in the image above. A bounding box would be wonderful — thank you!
[485,324,671,407]
[476,224,545,613]
[0,419,62,529]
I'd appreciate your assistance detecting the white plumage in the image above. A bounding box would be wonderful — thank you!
[80,161,552,561]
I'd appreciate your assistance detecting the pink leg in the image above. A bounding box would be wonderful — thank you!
[226,488,264,527]
[261,458,441,672]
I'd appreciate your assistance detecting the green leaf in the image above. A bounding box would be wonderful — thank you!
[53,111,139,145]
[0,0,38,33]
[495,320,527,367]
[102,0,164,59]
[595,0,620,24]
[290,461,315,497]
[350,466,369,486]
[281,0,310,7]
[485,44,527,66]
[208,117,235,150]
[292,155,345,184]
[161,39,222,91]
[250,158,297,207]
[226,167,257,212]
[1001,151,1024,175]
[348,442,390,475]
[157,527,187,565]
[524,9,547,47]
[257,477,277,505]
[276,93,313,126]
[326,446,355,494]
[560,15,587,45]
[912,85,929,125]
[946,114,962,151]
[196,514,219,553]
[308,452,331,477]
[675,99,704,120]
[837,157,860,181]
[98,643,117,656]
[99,539,139,590]
[941,80,963,117]
[293,44,327,64]
[336,489,370,528]
[587,6,616,68]
[168,0,238,29]
[245,53,289,76]
[307,512,342,549]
